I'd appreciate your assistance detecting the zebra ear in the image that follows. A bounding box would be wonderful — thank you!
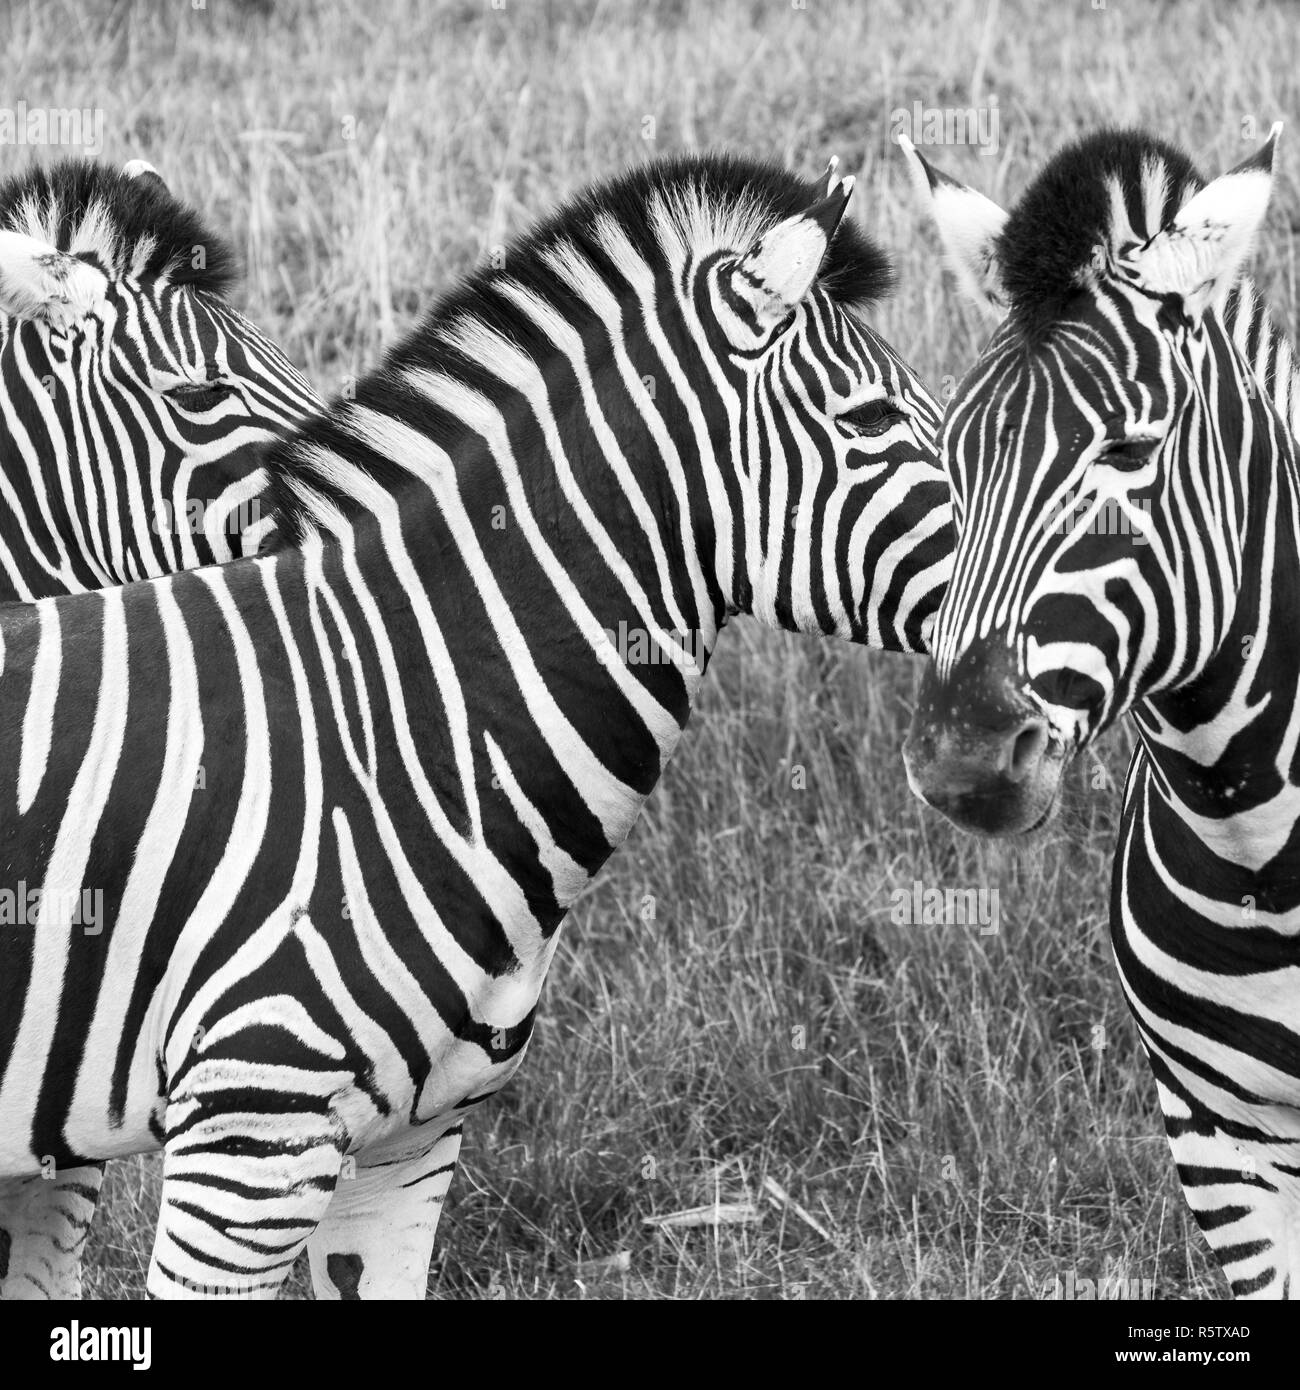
[123,158,170,195]
[720,175,853,344]
[899,134,1008,318]
[1127,124,1282,317]
[0,231,109,331]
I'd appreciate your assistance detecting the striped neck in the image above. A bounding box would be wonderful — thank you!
[272,308,730,898]
[1133,315,1300,886]
[260,154,948,896]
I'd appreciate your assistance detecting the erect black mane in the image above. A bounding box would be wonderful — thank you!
[597,150,896,306]
[998,128,1205,337]
[374,150,894,379]
[476,150,893,313]
[265,151,894,539]
[389,151,895,374]
[0,158,238,296]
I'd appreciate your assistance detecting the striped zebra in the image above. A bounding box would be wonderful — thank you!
[900,126,1300,1299]
[0,154,321,1297]
[0,156,320,602]
[0,153,952,1299]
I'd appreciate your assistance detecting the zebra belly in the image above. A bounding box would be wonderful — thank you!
[0,788,553,1176]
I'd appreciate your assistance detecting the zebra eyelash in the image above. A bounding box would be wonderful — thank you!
[166,379,237,409]
[1100,436,1160,466]
[836,398,907,438]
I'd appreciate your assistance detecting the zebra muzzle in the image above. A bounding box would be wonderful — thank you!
[902,651,1064,836]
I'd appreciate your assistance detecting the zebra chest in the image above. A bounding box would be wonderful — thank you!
[271,849,560,1152]
[1115,761,1300,1109]
[320,976,544,1161]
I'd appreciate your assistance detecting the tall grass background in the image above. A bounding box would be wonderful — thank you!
[9,0,1299,1298]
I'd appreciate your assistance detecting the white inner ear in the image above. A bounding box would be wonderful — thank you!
[737,215,829,329]
[928,179,1008,314]
[900,138,1008,317]
[0,230,109,330]
[1128,163,1274,313]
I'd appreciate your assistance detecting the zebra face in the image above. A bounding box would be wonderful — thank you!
[904,306,1182,834]
[120,283,314,461]
[3,280,315,577]
[692,176,950,653]
[729,290,948,651]
[902,127,1283,835]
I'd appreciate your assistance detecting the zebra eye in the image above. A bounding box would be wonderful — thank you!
[168,380,234,410]
[1102,437,1159,467]
[838,399,906,438]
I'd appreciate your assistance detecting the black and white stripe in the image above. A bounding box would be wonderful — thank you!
[902,128,1300,1298]
[0,153,951,1299]
[0,157,320,602]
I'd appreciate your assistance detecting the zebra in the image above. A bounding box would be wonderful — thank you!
[0,154,322,1296]
[0,156,321,602]
[900,125,1300,1298]
[0,151,952,1299]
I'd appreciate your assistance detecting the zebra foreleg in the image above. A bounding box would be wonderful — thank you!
[306,1124,464,1300]
[0,1162,104,1299]
[147,1116,344,1300]
[1158,1079,1300,1299]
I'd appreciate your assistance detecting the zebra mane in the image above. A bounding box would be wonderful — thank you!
[468,151,894,313]
[265,152,894,540]
[997,128,1204,337]
[0,158,237,296]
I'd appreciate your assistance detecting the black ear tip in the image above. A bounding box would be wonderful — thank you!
[122,159,170,195]
[898,135,947,192]
[1227,123,1283,179]
[804,176,854,240]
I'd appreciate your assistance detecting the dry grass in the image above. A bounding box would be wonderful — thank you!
[9,0,1298,1299]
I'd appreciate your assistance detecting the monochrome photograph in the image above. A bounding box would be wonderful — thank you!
[0,0,1293,1349]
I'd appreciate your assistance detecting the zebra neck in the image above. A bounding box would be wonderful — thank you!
[296,397,728,899]
[1133,401,1300,884]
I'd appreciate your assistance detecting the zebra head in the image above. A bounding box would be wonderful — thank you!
[706,159,951,650]
[0,158,319,598]
[901,127,1286,834]
[273,153,952,659]
[637,154,950,653]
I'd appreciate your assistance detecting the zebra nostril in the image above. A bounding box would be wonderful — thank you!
[1005,719,1048,783]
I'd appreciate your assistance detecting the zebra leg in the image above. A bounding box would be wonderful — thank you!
[306,1124,464,1300]
[147,1120,344,1300]
[1158,1077,1300,1299]
[0,1162,104,1299]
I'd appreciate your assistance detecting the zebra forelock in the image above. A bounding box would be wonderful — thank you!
[996,129,1203,341]
[0,158,237,295]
